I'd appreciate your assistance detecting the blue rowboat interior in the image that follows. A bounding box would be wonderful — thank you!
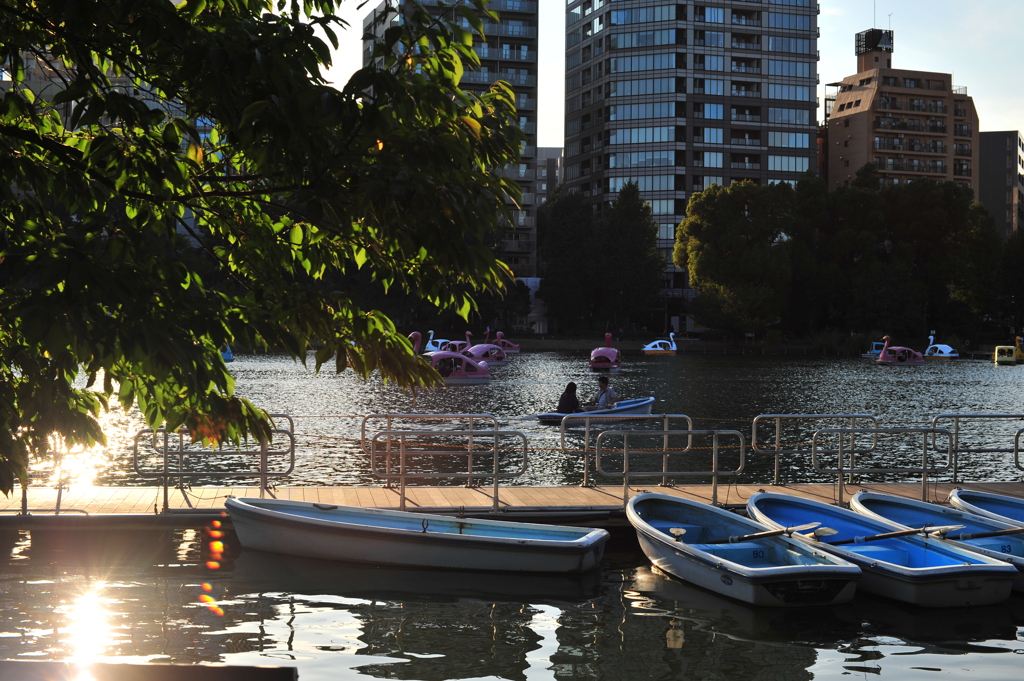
[949,489,1024,525]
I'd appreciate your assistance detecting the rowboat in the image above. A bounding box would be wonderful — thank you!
[626,492,861,607]
[534,396,656,425]
[225,498,609,573]
[948,489,1024,525]
[747,492,1017,607]
[850,491,1024,591]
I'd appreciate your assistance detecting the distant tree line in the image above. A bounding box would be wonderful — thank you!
[537,182,667,334]
[676,165,1024,344]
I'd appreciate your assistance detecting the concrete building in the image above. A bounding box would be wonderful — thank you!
[562,0,819,295]
[979,131,1024,241]
[826,29,979,195]
[363,0,540,277]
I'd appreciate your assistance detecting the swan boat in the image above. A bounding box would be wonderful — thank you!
[850,491,1024,591]
[948,489,1024,526]
[642,332,677,355]
[533,396,656,425]
[442,331,474,354]
[993,337,1022,364]
[423,330,449,353]
[495,331,520,354]
[411,332,491,385]
[626,493,860,606]
[923,335,959,359]
[589,332,621,372]
[875,335,924,366]
[225,498,610,573]
[861,340,886,359]
[747,492,1017,607]
[464,343,508,366]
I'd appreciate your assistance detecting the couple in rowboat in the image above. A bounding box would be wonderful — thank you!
[556,376,618,414]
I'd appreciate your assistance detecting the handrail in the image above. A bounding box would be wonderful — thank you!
[811,427,953,505]
[1015,429,1024,473]
[594,429,745,506]
[930,414,1024,482]
[368,429,528,512]
[132,413,295,512]
[559,414,694,486]
[361,413,499,487]
[752,414,878,485]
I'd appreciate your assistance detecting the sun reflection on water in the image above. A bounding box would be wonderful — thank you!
[64,582,111,680]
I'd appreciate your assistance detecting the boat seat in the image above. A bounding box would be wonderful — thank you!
[688,542,774,566]
[647,521,704,541]
[847,544,909,566]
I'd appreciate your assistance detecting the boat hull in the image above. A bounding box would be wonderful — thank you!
[747,492,1017,607]
[226,498,609,574]
[627,493,860,607]
[536,397,655,424]
[948,489,1024,525]
[643,350,676,355]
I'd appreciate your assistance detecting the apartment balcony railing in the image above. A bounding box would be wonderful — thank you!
[520,146,536,158]
[731,65,761,74]
[953,168,972,177]
[731,89,761,97]
[503,239,535,252]
[462,72,536,87]
[873,142,904,151]
[501,167,535,180]
[731,41,761,50]
[494,0,537,12]
[732,113,762,122]
[954,126,973,137]
[485,24,537,38]
[954,108,967,117]
[877,101,902,111]
[954,146,972,157]
[730,162,761,170]
[477,48,536,62]
[692,136,721,144]
[516,98,536,110]
[927,125,947,134]
[730,138,762,146]
[731,18,762,26]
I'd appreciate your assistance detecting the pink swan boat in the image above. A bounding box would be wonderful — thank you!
[875,335,924,366]
[442,331,473,354]
[464,343,508,366]
[589,333,621,372]
[494,331,520,354]
[411,332,491,385]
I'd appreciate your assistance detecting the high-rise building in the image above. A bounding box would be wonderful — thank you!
[363,0,540,276]
[979,131,1024,241]
[825,29,979,196]
[563,0,819,294]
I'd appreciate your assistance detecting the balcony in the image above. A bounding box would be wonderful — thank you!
[516,98,536,110]
[730,138,762,146]
[731,89,761,97]
[732,113,762,122]
[730,162,761,170]
[873,141,904,151]
[493,0,537,12]
[731,17,762,27]
[877,100,902,111]
[954,125,973,138]
[476,47,536,62]
[731,40,762,50]
[954,107,967,117]
[954,145,972,157]
[462,72,536,87]
[485,24,537,38]
[501,167,535,180]
[731,65,761,74]
[953,168,972,178]
[503,239,536,252]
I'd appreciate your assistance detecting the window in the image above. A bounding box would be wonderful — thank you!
[768,132,809,148]
[566,117,580,135]
[610,6,676,25]
[768,155,810,172]
[608,176,675,191]
[567,51,582,69]
[701,176,724,187]
[566,72,581,92]
[702,31,725,47]
[608,150,675,168]
[768,84,811,101]
[702,152,723,168]
[567,95,581,113]
[768,13,810,30]
[768,0,811,6]
[609,78,676,96]
[608,102,677,120]
[697,6,724,22]
[609,53,676,73]
[649,199,677,215]
[699,127,724,143]
[701,103,724,119]
[768,108,811,125]
[699,55,724,71]
[610,29,677,49]
[566,140,580,157]
[904,78,919,88]
[608,126,676,144]
[768,37,811,54]
[767,60,811,77]
[882,76,899,87]
[698,79,725,95]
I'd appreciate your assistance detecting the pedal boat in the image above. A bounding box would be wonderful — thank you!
[851,491,1024,591]
[423,330,450,353]
[494,330,520,354]
[862,340,886,359]
[875,335,924,366]
[747,492,1017,607]
[589,332,621,372]
[534,396,656,425]
[923,335,959,359]
[463,343,508,366]
[642,332,677,355]
[411,332,490,385]
[948,489,1024,526]
[225,498,610,574]
[626,493,860,607]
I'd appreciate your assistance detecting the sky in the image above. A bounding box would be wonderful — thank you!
[324,0,1024,147]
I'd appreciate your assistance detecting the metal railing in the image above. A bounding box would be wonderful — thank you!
[595,429,745,506]
[811,427,953,505]
[560,414,694,486]
[132,414,295,512]
[1016,429,1024,473]
[752,414,879,484]
[367,429,528,512]
[930,414,1024,482]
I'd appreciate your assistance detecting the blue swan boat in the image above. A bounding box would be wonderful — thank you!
[626,493,861,607]
[851,491,1024,592]
[747,492,1017,607]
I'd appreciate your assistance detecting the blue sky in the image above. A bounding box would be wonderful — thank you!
[325,0,1024,147]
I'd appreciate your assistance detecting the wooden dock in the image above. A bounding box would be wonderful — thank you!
[3,481,1024,529]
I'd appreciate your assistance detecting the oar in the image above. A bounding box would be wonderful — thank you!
[828,525,964,546]
[944,526,1024,542]
[706,522,821,545]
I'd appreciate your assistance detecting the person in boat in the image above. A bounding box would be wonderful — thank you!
[590,376,618,409]
[556,382,582,414]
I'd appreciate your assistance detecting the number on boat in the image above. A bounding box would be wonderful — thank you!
[752,550,765,559]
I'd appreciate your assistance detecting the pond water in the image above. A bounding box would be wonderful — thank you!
[0,530,1022,680]
[83,350,1024,488]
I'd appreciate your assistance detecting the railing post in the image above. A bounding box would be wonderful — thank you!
[399,434,407,512]
[711,432,719,506]
[773,416,782,484]
[952,416,960,483]
[622,433,631,507]
[492,435,500,513]
[661,414,670,486]
[920,430,929,501]
[162,429,170,512]
[837,433,845,507]
[467,417,475,488]
[259,437,269,499]
[582,418,592,487]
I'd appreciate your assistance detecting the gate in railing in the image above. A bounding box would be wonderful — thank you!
[929,414,1024,482]
[133,414,296,512]
[594,429,746,506]
[361,413,528,512]
[811,427,954,505]
[559,414,695,486]
[751,414,879,485]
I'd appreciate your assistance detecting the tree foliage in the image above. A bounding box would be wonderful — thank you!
[0,0,524,493]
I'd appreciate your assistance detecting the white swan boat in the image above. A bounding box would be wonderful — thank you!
[225,498,610,573]
[627,493,861,606]
[923,335,959,359]
[642,333,677,355]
